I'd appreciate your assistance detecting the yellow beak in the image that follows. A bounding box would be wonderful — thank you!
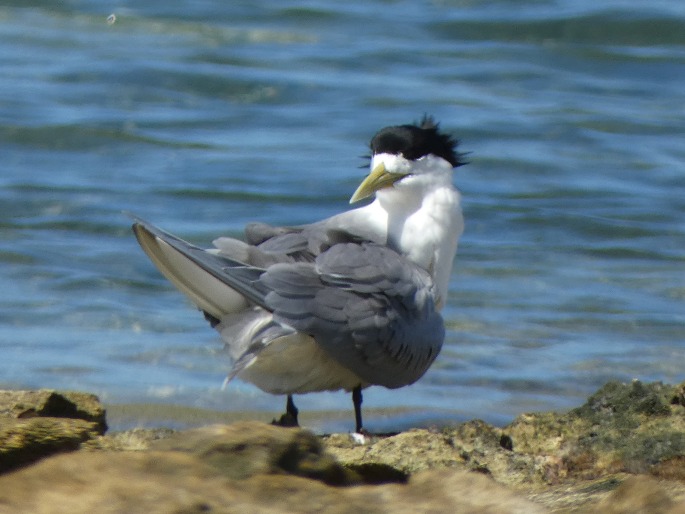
[349,162,406,204]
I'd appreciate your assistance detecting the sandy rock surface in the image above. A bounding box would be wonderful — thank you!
[1,381,684,513]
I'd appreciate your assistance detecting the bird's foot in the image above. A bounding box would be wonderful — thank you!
[272,395,299,427]
[350,431,367,445]
[271,412,299,428]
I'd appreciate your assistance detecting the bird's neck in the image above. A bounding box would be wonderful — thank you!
[358,185,463,309]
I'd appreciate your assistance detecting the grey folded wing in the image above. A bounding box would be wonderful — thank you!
[260,242,444,389]
[242,221,371,265]
[133,217,444,389]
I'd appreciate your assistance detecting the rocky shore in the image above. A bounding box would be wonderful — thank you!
[1,381,684,513]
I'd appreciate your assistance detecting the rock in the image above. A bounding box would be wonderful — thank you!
[324,420,541,488]
[0,390,107,473]
[324,381,685,510]
[323,427,461,476]
[2,381,685,512]
[595,475,685,514]
[0,390,107,431]
[85,426,177,451]
[505,380,685,481]
[0,417,102,473]
[0,439,545,514]
[151,422,359,485]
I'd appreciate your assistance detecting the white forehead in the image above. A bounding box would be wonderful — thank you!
[371,152,453,175]
[371,153,411,174]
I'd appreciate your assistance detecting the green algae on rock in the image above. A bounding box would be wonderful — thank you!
[505,380,685,481]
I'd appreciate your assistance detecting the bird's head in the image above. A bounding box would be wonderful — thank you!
[350,116,466,204]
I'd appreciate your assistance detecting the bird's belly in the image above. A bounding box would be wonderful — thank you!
[235,333,366,395]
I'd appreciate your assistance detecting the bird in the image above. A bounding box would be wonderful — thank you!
[131,116,466,433]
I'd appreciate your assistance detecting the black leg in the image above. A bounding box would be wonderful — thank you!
[286,394,299,422]
[352,385,363,433]
[272,394,299,427]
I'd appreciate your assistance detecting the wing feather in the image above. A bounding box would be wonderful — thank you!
[132,216,444,389]
[262,242,444,388]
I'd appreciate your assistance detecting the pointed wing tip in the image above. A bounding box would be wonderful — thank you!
[123,211,146,225]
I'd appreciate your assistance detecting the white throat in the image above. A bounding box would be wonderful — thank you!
[378,188,462,309]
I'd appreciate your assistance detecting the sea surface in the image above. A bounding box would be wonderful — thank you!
[1,0,684,432]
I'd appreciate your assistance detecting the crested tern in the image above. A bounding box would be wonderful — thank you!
[132,116,466,433]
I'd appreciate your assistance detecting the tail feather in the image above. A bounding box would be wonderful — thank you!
[131,217,266,319]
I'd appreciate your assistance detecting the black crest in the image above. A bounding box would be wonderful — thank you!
[370,115,465,168]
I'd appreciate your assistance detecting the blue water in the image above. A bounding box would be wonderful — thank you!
[1,1,684,431]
